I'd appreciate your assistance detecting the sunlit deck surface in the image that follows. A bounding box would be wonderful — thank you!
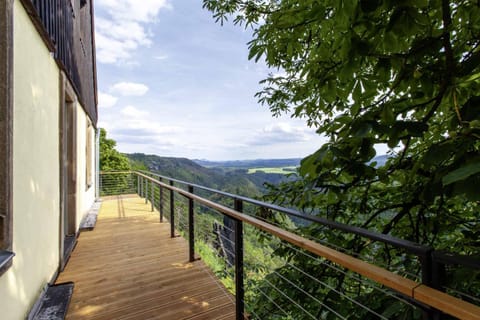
[56,195,235,320]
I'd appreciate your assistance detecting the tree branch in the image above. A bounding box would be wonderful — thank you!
[361,203,406,229]
[422,0,456,123]
[441,0,455,77]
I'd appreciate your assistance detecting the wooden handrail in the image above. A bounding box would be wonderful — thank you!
[414,285,480,320]
[135,172,480,320]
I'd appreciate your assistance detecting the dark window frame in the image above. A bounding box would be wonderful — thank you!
[86,120,93,190]
[0,0,15,276]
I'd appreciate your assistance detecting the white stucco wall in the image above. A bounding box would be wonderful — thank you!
[0,2,97,318]
[76,107,96,230]
[0,1,61,319]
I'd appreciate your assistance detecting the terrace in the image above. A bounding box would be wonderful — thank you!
[56,171,480,319]
[57,195,234,319]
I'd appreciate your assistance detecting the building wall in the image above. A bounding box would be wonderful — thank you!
[0,2,60,318]
[76,106,96,230]
[0,2,96,318]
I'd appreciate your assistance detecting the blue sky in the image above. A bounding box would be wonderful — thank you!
[95,0,326,160]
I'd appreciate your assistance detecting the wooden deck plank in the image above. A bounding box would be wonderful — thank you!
[56,195,234,320]
[184,303,236,320]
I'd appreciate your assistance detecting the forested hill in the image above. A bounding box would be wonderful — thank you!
[126,153,291,197]
[126,153,391,197]
[194,158,301,168]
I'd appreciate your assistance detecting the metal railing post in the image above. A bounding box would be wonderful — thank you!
[431,252,446,320]
[431,254,446,291]
[131,172,135,194]
[234,199,245,320]
[188,185,195,262]
[140,176,143,198]
[145,178,149,204]
[150,180,154,211]
[159,178,163,222]
[95,130,100,199]
[137,175,140,195]
[419,249,443,319]
[170,180,175,238]
[420,249,433,287]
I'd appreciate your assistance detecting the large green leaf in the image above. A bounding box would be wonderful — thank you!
[443,161,480,186]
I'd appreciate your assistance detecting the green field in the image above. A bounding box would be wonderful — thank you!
[247,166,298,174]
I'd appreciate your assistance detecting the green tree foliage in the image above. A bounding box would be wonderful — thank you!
[99,128,132,195]
[130,158,148,171]
[99,128,130,171]
[204,0,480,258]
[204,0,480,318]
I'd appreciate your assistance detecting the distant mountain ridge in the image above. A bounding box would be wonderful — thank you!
[126,153,291,197]
[127,153,390,197]
[128,153,225,187]
[194,158,302,168]
[195,155,389,168]
[371,154,389,167]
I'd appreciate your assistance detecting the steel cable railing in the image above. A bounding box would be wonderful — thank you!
[99,171,136,196]
[140,172,431,275]
[242,230,420,319]
[100,171,480,320]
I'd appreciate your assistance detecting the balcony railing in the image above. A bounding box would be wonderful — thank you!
[100,171,480,320]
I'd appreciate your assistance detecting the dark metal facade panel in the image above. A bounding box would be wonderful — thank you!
[29,0,97,125]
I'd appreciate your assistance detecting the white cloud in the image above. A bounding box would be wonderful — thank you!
[154,54,169,60]
[251,123,315,146]
[95,35,128,64]
[97,0,171,23]
[95,18,152,64]
[95,0,172,64]
[98,92,118,108]
[117,106,184,134]
[110,82,149,96]
[120,105,149,118]
[106,104,184,149]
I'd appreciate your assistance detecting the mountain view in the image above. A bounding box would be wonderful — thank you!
[93,0,480,317]
[126,152,390,198]
[11,0,479,318]
[127,153,300,197]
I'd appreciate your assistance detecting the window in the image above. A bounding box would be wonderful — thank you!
[85,121,93,189]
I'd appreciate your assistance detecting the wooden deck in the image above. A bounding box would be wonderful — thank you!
[56,195,235,320]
